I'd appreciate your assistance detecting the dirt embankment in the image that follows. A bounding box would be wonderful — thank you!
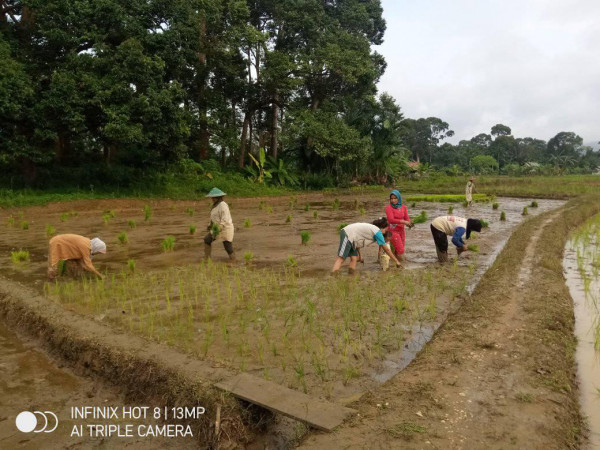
[300,195,600,449]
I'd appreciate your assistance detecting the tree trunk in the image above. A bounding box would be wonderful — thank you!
[271,100,279,160]
[54,132,70,163]
[239,112,251,168]
[196,16,209,160]
[104,144,117,166]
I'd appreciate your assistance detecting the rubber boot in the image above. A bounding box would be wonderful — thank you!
[204,243,212,260]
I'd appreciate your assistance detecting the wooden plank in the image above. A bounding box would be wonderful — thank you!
[215,373,357,431]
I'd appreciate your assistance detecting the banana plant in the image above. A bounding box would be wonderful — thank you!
[247,148,272,184]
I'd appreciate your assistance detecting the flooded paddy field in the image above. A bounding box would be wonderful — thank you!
[0,193,564,404]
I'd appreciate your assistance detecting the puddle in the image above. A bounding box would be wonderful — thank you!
[563,216,600,449]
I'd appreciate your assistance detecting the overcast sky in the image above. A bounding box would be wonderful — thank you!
[376,0,600,146]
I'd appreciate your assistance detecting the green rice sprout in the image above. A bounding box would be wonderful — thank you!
[143,204,152,222]
[11,249,29,264]
[412,211,428,224]
[258,201,266,210]
[161,236,175,252]
[313,210,319,219]
[244,251,254,265]
[211,223,220,237]
[353,199,360,210]
[7,216,15,226]
[522,206,529,216]
[45,224,56,238]
[411,202,416,208]
[127,259,136,273]
[304,203,310,212]
[300,230,311,245]
[286,214,292,223]
[480,219,489,228]
[118,231,128,244]
[447,205,454,214]
[332,198,340,210]
[500,211,506,221]
[128,219,136,229]
[338,223,348,232]
[185,207,195,217]
[359,207,366,215]
[189,224,197,235]
[286,255,298,267]
[243,218,251,228]
[492,202,499,210]
[60,212,69,222]
[57,260,67,275]
[267,205,273,214]
[467,244,480,252]
[530,201,538,208]
[21,220,29,230]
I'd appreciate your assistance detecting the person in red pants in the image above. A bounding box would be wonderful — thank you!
[385,190,412,260]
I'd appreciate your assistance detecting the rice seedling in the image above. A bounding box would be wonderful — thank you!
[286,255,298,267]
[211,223,220,237]
[300,230,311,245]
[60,213,68,222]
[185,207,195,217]
[117,231,129,244]
[244,251,254,265]
[45,224,56,238]
[332,198,340,210]
[467,244,480,252]
[492,202,499,210]
[243,218,251,228]
[447,205,454,214]
[7,215,15,226]
[128,219,136,229]
[359,207,366,215]
[500,211,506,221]
[286,214,292,223]
[127,259,136,273]
[161,236,176,252]
[304,203,310,212]
[289,196,298,209]
[21,220,29,230]
[353,199,360,210]
[143,204,152,222]
[338,223,348,232]
[11,250,29,264]
[411,202,416,208]
[412,211,428,224]
[530,200,538,207]
[189,224,197,235]
[480,219,489,228]
[313,210,318,219]
[522,206,529,216]
[267,205,273,214]
[462,200,469,207]
[258,201,266,210]
[57,260,67,276]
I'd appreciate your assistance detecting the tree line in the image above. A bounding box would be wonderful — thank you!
[1,1,597,188]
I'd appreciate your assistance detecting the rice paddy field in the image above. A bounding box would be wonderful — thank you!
[0,192,564,400]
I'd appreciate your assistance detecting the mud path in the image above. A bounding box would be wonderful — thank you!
[300,204,587,449]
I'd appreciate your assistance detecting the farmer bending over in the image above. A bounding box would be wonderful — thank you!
[204,187,235,261]
[47,234,106,279]
[332,218,401,275]
[430,215,482,262]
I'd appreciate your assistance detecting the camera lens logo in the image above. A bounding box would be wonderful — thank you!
[15,411,59,433]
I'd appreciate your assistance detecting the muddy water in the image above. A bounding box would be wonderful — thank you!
[0,321,197,448]
[563,222,600,449]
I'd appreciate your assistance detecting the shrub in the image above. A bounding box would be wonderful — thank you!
[161,236,175,252]
[118,231,128,244]
[11,250,30,264]
[412,211,427,224]
[189,224,196,235]
[300,230,311,245]
[500,211,506,221]
[128,219,136,229]
[46,224,56,238]
[492,202,499,210]
[470,154,498,174]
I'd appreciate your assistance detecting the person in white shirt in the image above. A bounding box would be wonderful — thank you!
[332,218,401,275]
[203,187,235,261]
[430,215,482,262]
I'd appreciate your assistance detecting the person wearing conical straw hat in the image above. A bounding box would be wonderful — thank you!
[204,187,235,261]
[47,234,106,279]
[465,177,475,206]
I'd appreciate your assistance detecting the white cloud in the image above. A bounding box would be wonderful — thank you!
[377,0,600,144]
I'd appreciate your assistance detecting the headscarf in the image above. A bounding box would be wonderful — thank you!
[90,238,107,254]
[389,190,402,209]
[466,219,482,239]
